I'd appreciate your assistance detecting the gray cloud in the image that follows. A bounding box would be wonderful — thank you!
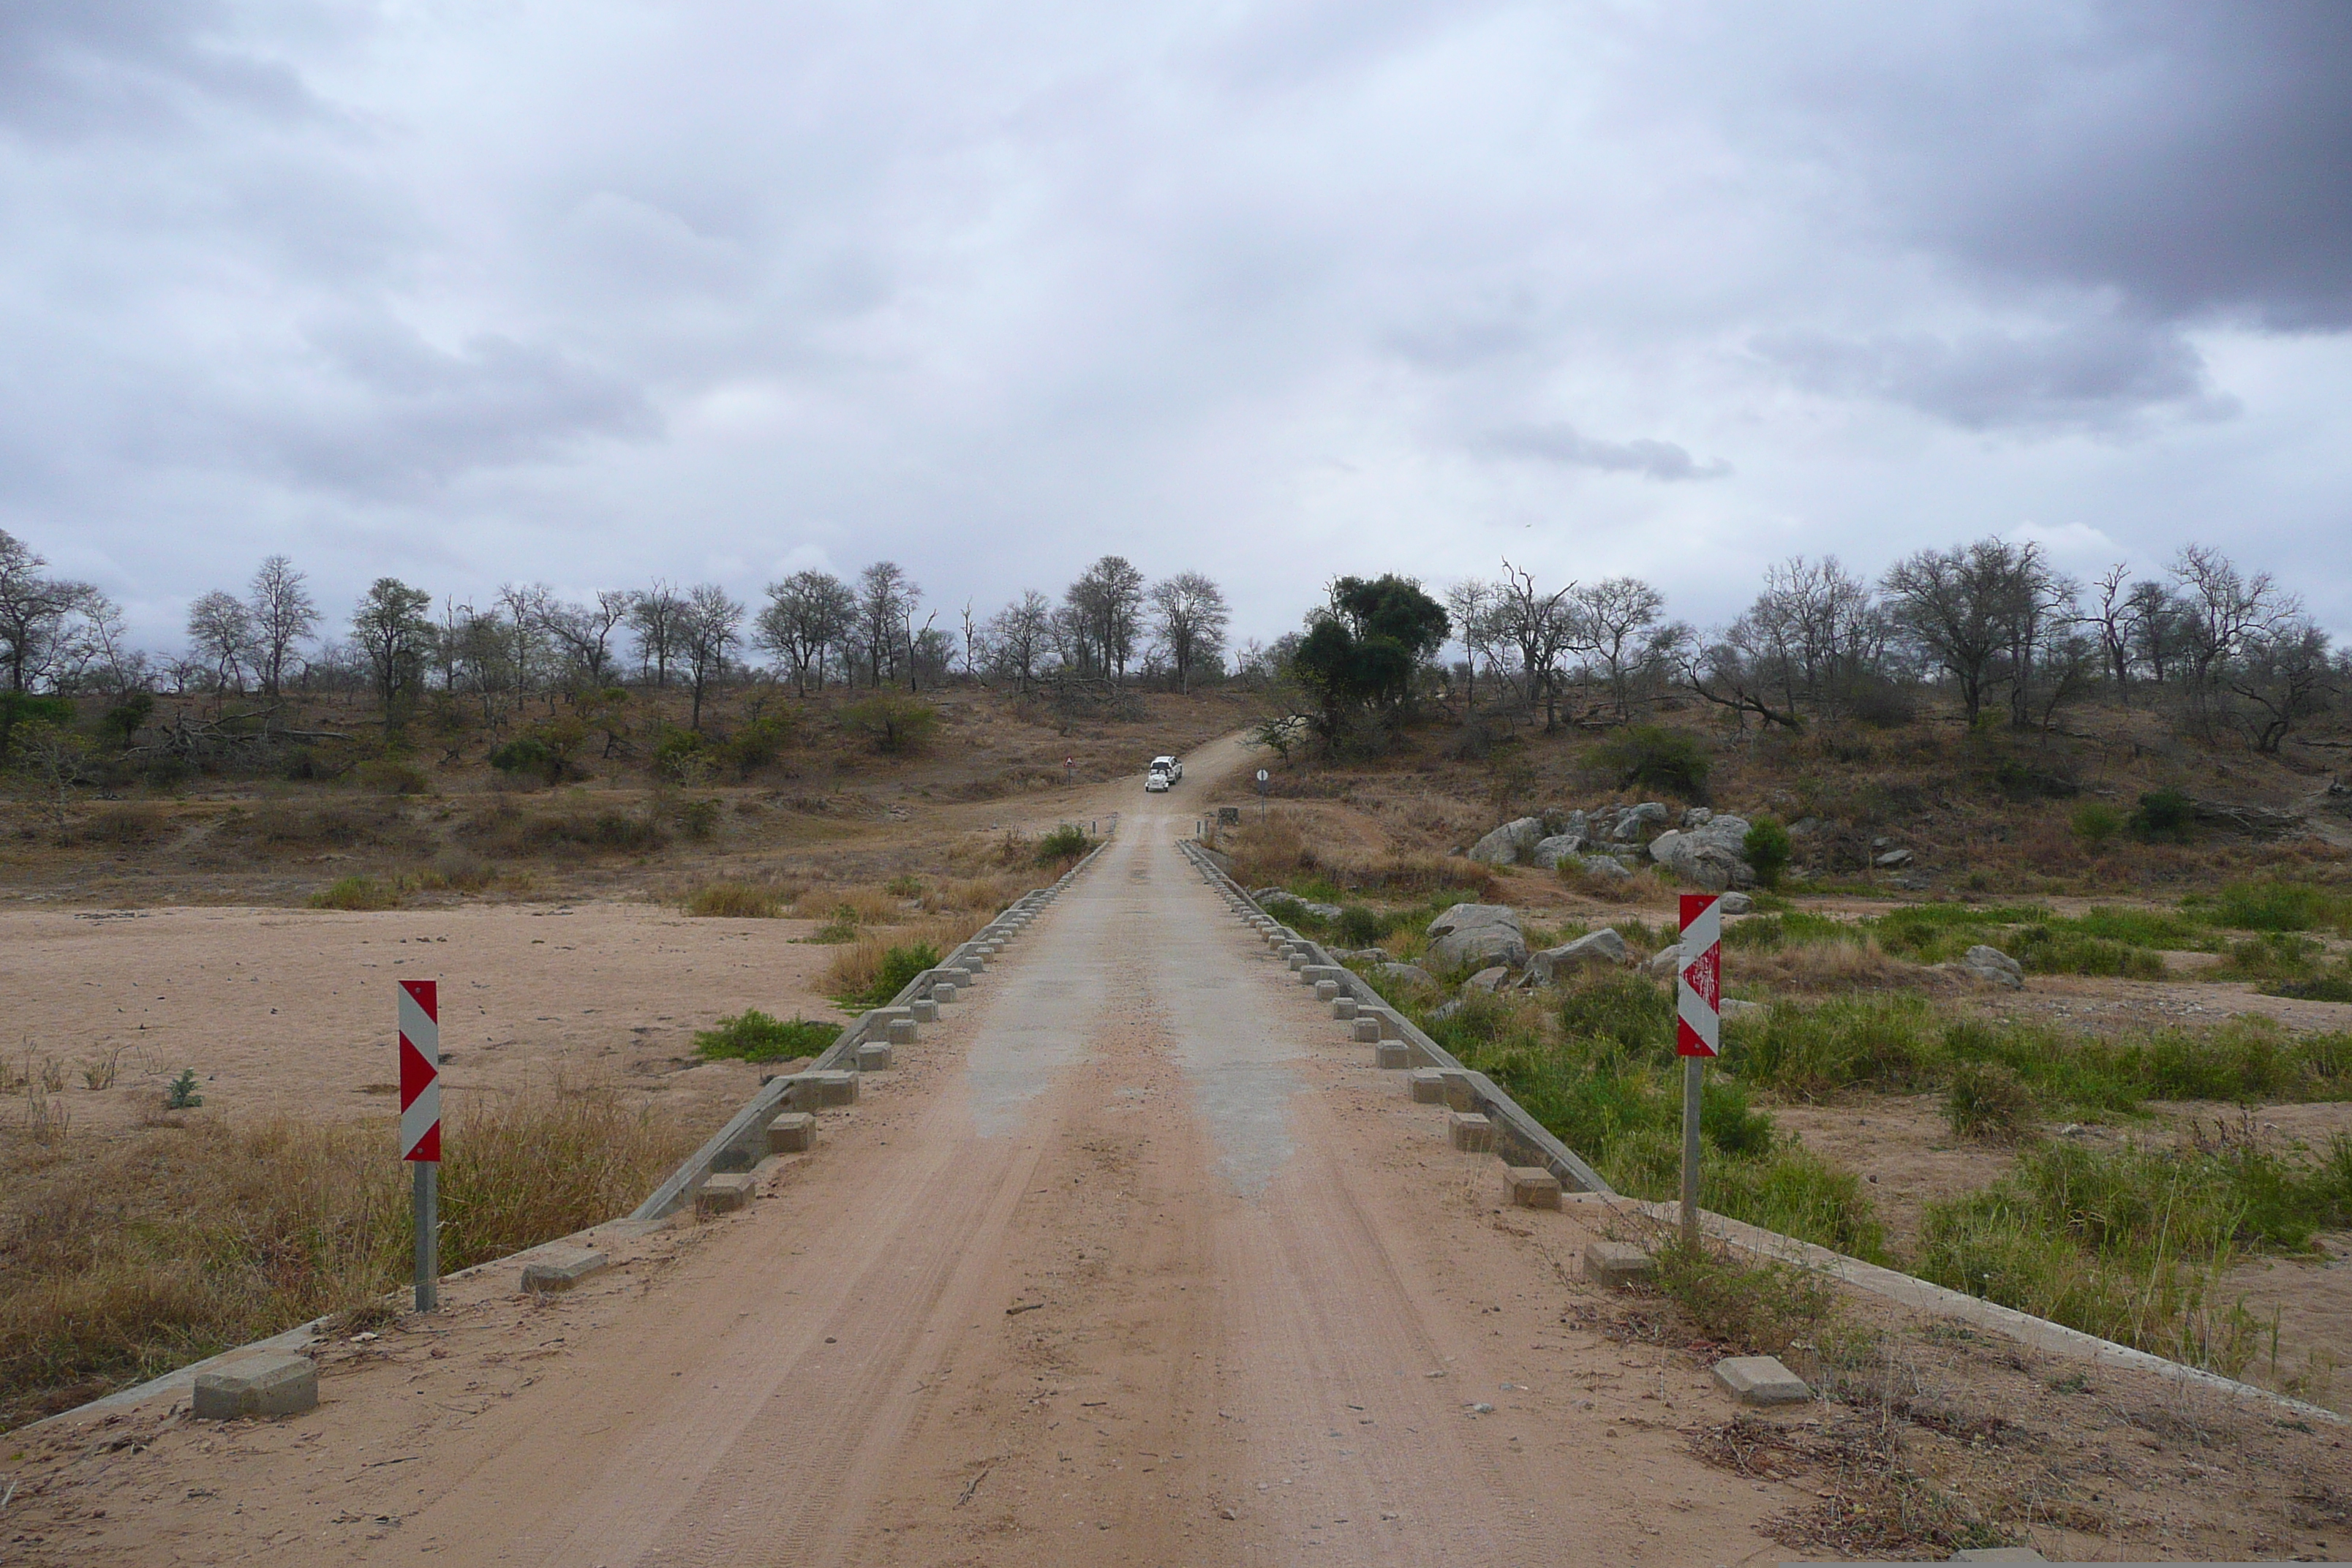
[1751,319,2238,433]
[1486,424,1732,482]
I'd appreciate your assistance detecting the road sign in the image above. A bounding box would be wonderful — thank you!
[1676,894,1722,1058]
[399,980,440,1159]
[1255,769,1268,784]
[398,979,441,1313]
[1676,894,1722,1253]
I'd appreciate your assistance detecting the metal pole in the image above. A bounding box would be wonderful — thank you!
[1680,1056,1703,1254]
[414,1161,439,1312]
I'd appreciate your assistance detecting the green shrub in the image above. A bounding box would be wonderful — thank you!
[883,873,924,897]
[692,1009,840,1062]
[652,727,710,783]
[810,905,860,943]
[1654,1243,1848,1359]
[2212,932,2323,984]
[677,797,722,841]
[0,690,74,749]
[164,1068,204,1110]
[834,941,941,1009]
[1741,816,1791,889]
[713,712,797,778]
[1592,725,1709,799]
[2128,786,2197,843]
[488,736,555,783]
[842,694,939,755]
[309,874,403,911]
[1945,1062,2037,1142]
[353,756,429,795]
[1035,824,1093,867]
[2069,800,2125,848]
[2204,880,2352,935]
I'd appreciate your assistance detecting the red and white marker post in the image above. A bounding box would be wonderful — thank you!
[398,980,441,1311]
[1676,894,1723,1252]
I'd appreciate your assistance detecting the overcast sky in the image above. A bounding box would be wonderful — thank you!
[4,1,2349,655]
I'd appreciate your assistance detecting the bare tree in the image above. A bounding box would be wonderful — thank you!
[1882,540,2068,726]
[545,589,633,685]
[2225,618,2335,753]
[2088,562,2135,694]
[1567,576,1665,717]
[1147,572,1229,693]
[1490,561,1577,729]
[629,581,687,685]
[186,590,255,693]
[987,591,1055,692]
[0,529,82,693]
[1444,578,1501,710]
[757,570,857,694]
[2170,543,2296,705]
[246,556,320,696]
[676,584,745,729]
[1064,555,1146,681]
[2125,578,2187,686]
[857,562,919,688]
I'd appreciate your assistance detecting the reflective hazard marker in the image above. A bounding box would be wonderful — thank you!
[398,980,441,1311]
[1676,894,1722,1251]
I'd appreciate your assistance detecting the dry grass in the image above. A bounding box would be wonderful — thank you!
[682,879,794,918]
[794,885,908,924]
[819,914,987,1000]
[1735,937,1931,995]
[0,1085,692,1431]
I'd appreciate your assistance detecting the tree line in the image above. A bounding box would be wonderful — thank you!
[0,532,1231,732]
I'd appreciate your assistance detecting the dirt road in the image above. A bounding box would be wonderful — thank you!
[15,739,1789,1565]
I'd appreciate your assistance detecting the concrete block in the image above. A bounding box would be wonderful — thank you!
[695,1171,758,1218]
[1583,1241,1656,1289]
[1351,1017,1383,1043]
[1373,1041,1412,1070]
[1409,1068,1447,1104]
[1439,1071,1477,1112]
[932,982,958,1003]
[858,1041,894,1071]
[1313,979,1340,1002]
[939,966,973,986]
[1287,953,1310,972]
[1332,996,1358,1020]
[962,951,988,971]
[1504,1166,1561,1210]
[766,1112,817,1153]
[193,1354,317,1420]
[805,1070,859,1107]
[910,998,938,1023]
[1711,1355,1811,1406]
[885,1017,918,1045]
[1448,1112,1496,1153]
[521,1246,611,1294]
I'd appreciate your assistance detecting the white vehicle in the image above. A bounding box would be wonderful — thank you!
[1150,754,1183,783]
[1143,771,1171,793]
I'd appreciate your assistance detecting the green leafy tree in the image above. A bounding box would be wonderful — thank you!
[350,577,435,728]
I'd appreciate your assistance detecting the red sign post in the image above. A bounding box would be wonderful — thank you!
[398,980,441,1311]
[1676,895,1723,1251]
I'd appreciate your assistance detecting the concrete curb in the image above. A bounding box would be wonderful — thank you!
[1176,840,2345,1428]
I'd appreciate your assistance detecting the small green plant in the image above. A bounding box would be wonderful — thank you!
[810,905,861,943]
[1035,824,1093,867]
[1741,816,1791,889]
[834,941,941,1009]
[2128,786,2197,843]
[164,1069,203,1110]
[1654,1240,1847,1360]
[1591,725,1709,799]
[2203,879,2352,935]
[2069,800,2124,849]
[692,1009,841,1063]
[488,736,556,784]
[677,797,722,841]
[353,755,430,795]
[840,694,939,755]
[309,874,404,911]
[713,712,797,779]
[1945,1061,2037,1142]
[883,874,925,897]
[652,726,711,784]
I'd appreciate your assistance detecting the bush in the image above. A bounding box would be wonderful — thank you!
[2128,786,2197,843]
[488,736,555,784]
[713,712,797,778]
[841,694,939,755]
[652,727,710,784]
[353,756,429,795]
[309,874,403,911]
[2205,879,2352,935]
[1655,1243,1847,1360]
[1592,725,1709,799]
[829,941,942,1009]
[683,881,785,918]
[1035,824,1093,867]
[1742,816,1791,888]
[692,1009,840,1062]
[2069,800,2124,849]
[677,797,722,841]
[1945,1062,2037,1142]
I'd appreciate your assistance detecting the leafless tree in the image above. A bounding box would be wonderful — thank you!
[629,581,687,685]
[545,589,634,686]
[987,590,1055,691]
[677,584,745,730]
[246,556,320,696]
[2225,618,2336,753]
[2126,578,2187,685]
[2170,543,2296,697]
[186,590,255,693]
[1444,578,1502,709]
[0,529,83,693]
[857,562,919,688]
[1148,572,1229,692]
[1490,561,1577,729]
[757,570,857,693]
[1882,539,2072,726]
[2088,562,2135,693]
[1065,556,1147,681]
[1567,576,1666,717]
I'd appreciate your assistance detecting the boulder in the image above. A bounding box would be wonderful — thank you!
[1608,802,1670,843]
[1873,848,1913,869]
[1375,962,1439,990]
[1463,965,1512,994]
[1646,945,1683,977]
[1577,855,1633,883]
[1717,891,1755,916]
[1427,998,1464,1024]
[1680,806,1714,828]
[1334,946,1390,964]
[1528,930,1632,982]
[1469,816,1546,866]
[1425,904,1529,971]
[1648,813,1756,892]
[1542,807,1591,840]
[1720,998,1765,1020]
[1959,944,2024,989]
[1530,832,1588,870]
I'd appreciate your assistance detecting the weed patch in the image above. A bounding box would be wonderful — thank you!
[692,1009,840,1062]
[682,881,787,918]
